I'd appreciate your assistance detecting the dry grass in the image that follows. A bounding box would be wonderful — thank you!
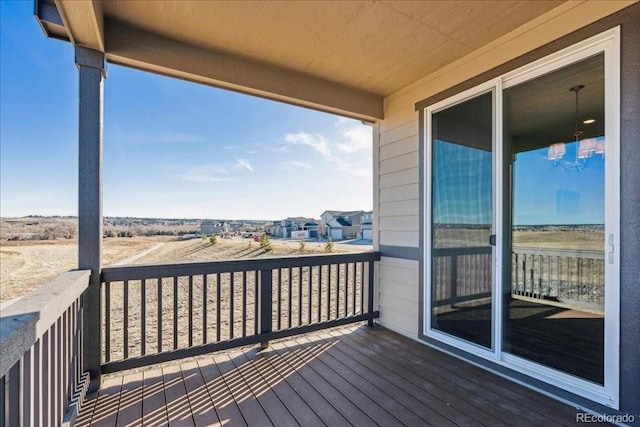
[0,235,362,303]
[0,237,173,302]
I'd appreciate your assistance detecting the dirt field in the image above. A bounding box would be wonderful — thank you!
[434,228,603,251]
[0,237,174,302]
[0,235,362,303]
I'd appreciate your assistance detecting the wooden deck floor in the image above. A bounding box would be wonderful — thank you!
[77,324,592,427]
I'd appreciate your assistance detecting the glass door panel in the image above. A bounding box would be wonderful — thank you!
[503,54,605,384]
[430,92,494,349]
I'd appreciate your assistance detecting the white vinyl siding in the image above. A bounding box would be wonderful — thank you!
[377,105,419,250]
[377,257,419,337]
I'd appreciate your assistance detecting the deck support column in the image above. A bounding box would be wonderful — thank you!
[75,46,106,393]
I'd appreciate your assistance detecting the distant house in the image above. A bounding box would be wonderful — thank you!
[321,210,368,239]
[278,217,319,239]
[264,221,279,236]
[326,216,353,240]
[361,211,373,239]
[200,220,228,236]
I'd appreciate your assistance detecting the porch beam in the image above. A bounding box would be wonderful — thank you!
[75,46,105,393]
[55,0,105,51]
[104,19,384,122]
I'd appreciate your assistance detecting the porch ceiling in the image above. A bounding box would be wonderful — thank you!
[47,0,567,120]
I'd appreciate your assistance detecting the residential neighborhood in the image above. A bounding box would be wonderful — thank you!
[198,210,374,241]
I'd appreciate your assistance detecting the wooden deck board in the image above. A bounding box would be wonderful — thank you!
[225,350,299,427]
[295,334,435,426]
[240,349,325,427]
[196,356,247,427]
[163,363,195,426]
[282,338,403,426]
[256,345,350,426]
[79,324,593,426]
[342,328,512,426]
[88,375,122,427]
[115,372,143,427]
[356,326,584,427]
[212,352,273,426]
[269,340,377,427]
[315,330,471,427]
[142,368,168,427]
[348,326,537,426]
[180,360,220,427]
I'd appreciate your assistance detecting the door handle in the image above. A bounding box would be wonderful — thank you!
[489,234,496,246]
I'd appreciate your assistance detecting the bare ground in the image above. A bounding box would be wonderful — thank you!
[0,237,173,302]
[0,236,360,303]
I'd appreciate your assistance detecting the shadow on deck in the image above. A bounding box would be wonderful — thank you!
[76,324,592,427]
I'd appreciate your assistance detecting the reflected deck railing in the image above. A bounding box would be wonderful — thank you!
[0,270,90,426]
[511,247,604,309]
[100,251,380,373]
[431,246,605,312]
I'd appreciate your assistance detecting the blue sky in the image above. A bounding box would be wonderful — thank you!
[513,141,604,226]
[432,138,604,226]
[0,1,373,220]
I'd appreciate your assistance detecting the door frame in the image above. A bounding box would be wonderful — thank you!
[422,27,620,408]
[424,79,500,360]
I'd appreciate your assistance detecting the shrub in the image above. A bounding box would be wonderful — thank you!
[209,235,217,245]
[298,239,306,253]
[260,234,273,252]
[324,237,334,253]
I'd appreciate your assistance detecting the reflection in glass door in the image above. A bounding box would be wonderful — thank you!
[430,92,494,349]
[503,54,605,384]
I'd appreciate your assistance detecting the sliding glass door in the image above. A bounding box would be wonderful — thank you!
[425,30,619,407]
[503,54,606,385]
[429,91,494,350]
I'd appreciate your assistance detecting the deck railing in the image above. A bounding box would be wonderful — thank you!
[511,247,605,309]
[0,270,90,426]
[100,251,380,373]
[431,246,605,312]
[432,247,492,306]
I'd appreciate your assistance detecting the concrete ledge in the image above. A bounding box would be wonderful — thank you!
[0,270,91,377]
[0,313,38,378]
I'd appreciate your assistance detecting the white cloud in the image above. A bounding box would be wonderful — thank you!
[277,160,311,170]
[173,163,235,183]
[176,174,236,184]
[336,120,372,153]
[284,132,331,157]
[332,157,372,178]
[235,158,254,172]
[281,120,372,179]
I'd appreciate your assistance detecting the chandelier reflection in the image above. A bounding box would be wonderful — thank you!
[548,84,604,171]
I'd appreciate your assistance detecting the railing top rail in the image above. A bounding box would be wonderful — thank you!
[512,247,604,259]
[101,251,381,282]
[0,269,90,378]
[433,246,492,256]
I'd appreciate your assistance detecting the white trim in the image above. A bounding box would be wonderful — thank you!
[423,103,432,335]
[493,78,504,360]
[427,79,497,114]
[603,26,621,410]
[422,27,621,409]
[501,28,620,88]
[424,82,498,352]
